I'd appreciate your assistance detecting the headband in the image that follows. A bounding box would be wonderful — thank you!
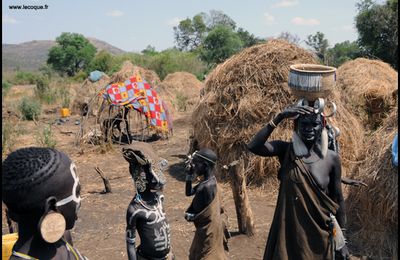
[190,151,216,165]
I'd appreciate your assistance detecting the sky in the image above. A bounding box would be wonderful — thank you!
[2,0,386,53]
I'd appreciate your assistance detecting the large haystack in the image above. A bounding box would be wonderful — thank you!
[337,58,398,130]
[346,107,398,259]
[156,72,203,113]
[110,61,161,87]
[191,39,365,185]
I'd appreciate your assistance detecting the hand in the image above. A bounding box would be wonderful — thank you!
[347,179,368,187]
[341,177,368,187]
[185,163,194,175]
[337,244,350,260]
[279,105,314,120]
[184,212,195,222]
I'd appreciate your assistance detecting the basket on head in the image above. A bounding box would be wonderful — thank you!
[288,64,337,101]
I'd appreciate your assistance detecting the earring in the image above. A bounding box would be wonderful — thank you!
[38,211,66,243]
[38,197,66,243]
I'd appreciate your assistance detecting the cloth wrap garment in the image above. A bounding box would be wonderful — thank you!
[263,143,339,260]
[188,188,227,260]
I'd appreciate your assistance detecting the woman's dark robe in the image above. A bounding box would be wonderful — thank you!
[264,143,339,260]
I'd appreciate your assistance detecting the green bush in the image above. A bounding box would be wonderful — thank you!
[72,71,88,82]
[88,50,113,74]
[36,124,57,148]
[148,49,207,80]
[58,87,71,108]
[2,121,20,158]
[35,75,49,97]
[12,71,38,85]
[18,97,42,120]
[2,81,12,96]
[111,49,207,81]
[34,75,58,104]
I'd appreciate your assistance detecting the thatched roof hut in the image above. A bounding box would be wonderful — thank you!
[70,73,111,115]
[337,58,398,130]
[191,39,365,185]
[346,106,398,259]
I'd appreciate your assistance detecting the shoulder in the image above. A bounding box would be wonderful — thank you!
[127,200,144,219]
[326,149,341,164]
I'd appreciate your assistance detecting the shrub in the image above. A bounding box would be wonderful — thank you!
[2,121,20,158]
[12,71,37,84]
[59,87,71,108]
[34,75,49,97]
[72,71,88,82]
[36,124,57,148]
[88,50,113,74]
[2,81,12,96]
[149,49,207,80]
[18,97,41,120]
[34,75,58,104]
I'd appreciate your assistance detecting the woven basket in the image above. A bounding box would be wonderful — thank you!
[288,64,337,101]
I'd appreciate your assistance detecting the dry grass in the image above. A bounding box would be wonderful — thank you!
[346,107,398,259]
[109,60,161,87]
[190,39,366,186]
[70,74,111,115]
[337,58,398,130]
[156,72,203,113]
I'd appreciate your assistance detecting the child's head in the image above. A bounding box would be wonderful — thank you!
[2,147,81,231]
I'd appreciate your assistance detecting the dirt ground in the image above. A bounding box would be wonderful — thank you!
[2,85,367,259]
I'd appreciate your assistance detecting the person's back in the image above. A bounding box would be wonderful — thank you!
[2,147,87,260]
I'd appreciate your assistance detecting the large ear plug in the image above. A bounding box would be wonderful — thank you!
[313,98,325,114]
[38,197,66,243]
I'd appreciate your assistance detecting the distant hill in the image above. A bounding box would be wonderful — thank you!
[2,37,126,72]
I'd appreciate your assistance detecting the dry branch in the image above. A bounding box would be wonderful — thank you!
[95,166,112,193]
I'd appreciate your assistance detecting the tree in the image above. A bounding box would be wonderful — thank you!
[88,50,113,74]
[277,31,301,45]
[174,10,239,52]
[200,25,243,66]
[203,10,237,31]
[325,41,363,67]
[237,28,264,48]
[355,0,398,69]
[305,31,329,61]
[47,33,96,76]
[141,45,157,56]
[173,15,207,51]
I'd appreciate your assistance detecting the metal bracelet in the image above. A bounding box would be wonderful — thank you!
[269,120,277,128]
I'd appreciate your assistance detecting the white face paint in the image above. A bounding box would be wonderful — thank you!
[56,163,81,212]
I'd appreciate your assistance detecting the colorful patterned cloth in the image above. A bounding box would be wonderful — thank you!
[102,74,171,133]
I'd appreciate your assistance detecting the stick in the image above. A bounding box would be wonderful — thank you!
[94,166,112,193]
[223,159,255,236]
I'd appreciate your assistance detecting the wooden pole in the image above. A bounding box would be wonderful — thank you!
[225,159,255,236]
[95,166,112,193]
